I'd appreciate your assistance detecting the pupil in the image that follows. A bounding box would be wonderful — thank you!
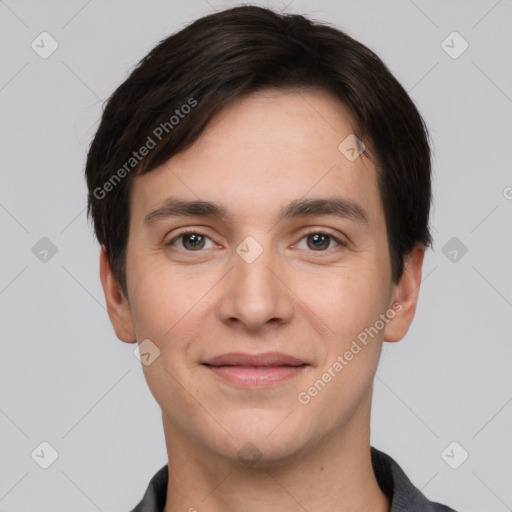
[309,233,328,250]
[186,234,204,249]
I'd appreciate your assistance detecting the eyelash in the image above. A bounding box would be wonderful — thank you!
[166,228,347,253]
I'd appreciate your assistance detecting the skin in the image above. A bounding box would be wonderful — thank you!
[100,87,424,512]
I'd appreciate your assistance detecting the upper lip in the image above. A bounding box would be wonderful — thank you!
[202,352,307,367]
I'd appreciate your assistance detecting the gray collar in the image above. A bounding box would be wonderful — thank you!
[129,446,457,512]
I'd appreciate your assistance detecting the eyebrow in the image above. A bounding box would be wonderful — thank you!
[144,196,369,227]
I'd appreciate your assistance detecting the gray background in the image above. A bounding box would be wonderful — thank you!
[0,0,511,510]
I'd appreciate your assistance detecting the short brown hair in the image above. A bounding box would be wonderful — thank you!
[85,5,433,298]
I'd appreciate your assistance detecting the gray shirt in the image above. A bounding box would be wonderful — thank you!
[129,446,458,512]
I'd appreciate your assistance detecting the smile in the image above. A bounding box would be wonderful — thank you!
[201,352,309,389]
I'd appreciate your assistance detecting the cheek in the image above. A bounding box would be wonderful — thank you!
[295,263,387,342]
[127,256,205,339]
[128,261,219,395]
[296,269,386,421]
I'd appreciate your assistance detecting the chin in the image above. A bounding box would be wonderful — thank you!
[211,422,311,469]
[229,440,303,469]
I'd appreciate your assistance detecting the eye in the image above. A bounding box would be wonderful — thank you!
[166,231,216,251]
[166,229,346,253]
[295,231,346,252]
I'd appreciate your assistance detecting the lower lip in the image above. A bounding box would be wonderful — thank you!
[203,365,307,389]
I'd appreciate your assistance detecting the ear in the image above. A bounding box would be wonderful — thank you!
[382,243,425,343]
[99,245,137,344]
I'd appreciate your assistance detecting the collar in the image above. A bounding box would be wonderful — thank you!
[129,446,457,512]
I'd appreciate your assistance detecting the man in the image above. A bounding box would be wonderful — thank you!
[85,5,458,511]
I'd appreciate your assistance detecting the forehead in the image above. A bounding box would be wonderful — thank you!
[129,87,382,228]
[191,87,362,159]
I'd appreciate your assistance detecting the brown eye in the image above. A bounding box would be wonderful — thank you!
[294,231,347,253]
[181,233,206,250]
[306,233,331,251]
[167,232,215,251]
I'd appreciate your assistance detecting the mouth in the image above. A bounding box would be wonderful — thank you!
[201,352,309,389]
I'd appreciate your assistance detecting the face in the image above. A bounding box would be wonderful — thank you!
[101,87,423,466]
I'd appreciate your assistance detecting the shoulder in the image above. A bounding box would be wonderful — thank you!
[371,446,459,512]
[128,464,168,512]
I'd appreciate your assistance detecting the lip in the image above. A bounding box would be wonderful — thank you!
[203,352,306,367]
[202,352,309,389]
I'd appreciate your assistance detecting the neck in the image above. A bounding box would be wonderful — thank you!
[162,400,389,512]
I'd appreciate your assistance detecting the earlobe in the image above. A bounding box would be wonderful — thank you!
[99,245,137,343]
[382,243,425,343]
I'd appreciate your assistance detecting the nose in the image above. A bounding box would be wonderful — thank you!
[216,240,294,333]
